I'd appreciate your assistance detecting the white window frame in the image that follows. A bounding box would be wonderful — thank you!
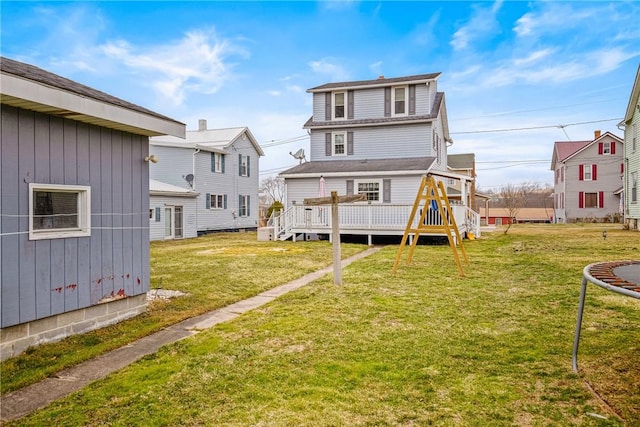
[332,132,347,156]
[602,141,611,155]
[213,153,223,173]
[632,172,638,203]
[333,91,346,120]
[583,164,593,181]
[584,192,598,209]
[392,85,408,116]
[240,155,248,177]
[29,183,91,240]
[239,195,249,217]
[210,194,224,209]
[355,179,382,202]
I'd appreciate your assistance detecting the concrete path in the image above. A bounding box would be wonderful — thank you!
[0,246,381,422]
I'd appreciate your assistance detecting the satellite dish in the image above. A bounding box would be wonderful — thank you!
[185,174,194,188]
[289,148,306,164]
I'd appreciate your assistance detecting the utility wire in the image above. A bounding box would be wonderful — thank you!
[451,118,622,135]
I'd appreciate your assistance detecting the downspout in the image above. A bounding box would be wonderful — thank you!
[193,148,200,231]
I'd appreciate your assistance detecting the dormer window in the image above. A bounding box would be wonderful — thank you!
[333,91,345,119]
[392,86,407,116]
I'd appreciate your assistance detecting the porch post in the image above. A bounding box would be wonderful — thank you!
[331,191,342,285]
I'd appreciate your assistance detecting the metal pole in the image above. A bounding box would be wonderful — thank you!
[572,276,588,372]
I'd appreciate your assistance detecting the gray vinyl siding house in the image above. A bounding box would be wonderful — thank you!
[551,131,624,223]
[622,64,640,230]
[0,57,185,360]
[276,73,477,242]
[149,121,264,234]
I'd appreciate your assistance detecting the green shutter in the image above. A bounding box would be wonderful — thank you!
[206,193,211,209]
[221,154,225,173]
[238,154,242,176]
[247,156,250,177]
[224,194,227,209]
[247,195,251,217]
[211,152,215,172]
[155,207,161,222]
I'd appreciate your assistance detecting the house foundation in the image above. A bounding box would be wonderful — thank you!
[0,295,147,362]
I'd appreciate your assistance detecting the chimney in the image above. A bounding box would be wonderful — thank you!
[198,119,207,131]
[378,75,385,80]
[594,130,601,139]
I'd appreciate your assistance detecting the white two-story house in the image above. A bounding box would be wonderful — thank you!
[551,130,624,223]
[149,120,264,237]
[275,73,477,243]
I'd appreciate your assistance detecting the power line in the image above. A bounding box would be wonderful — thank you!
[260,134,308,148]
[451,118,622,135]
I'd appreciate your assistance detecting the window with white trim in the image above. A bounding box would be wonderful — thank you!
[602,141,611,154]
[239,195,250,217]
[632,172,638,203]
[392,86,407,116]
[333,132,346,156]
[584,192,598,208]
[583,164,593,181]
[333,91,345,120]
[239,155,248,176]
[29,183,91,240]
[212,153,224,173]
[355,180,381,202]
[210,194,225,209]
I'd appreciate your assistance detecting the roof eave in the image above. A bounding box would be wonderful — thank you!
[0,73,185,138]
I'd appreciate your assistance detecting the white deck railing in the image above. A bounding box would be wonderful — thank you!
[270,203,480,240]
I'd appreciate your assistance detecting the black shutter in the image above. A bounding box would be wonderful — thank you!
[247,156,251,177]
[247,195,251,217]
[384,87,391,117]
[211,152,215,172]
[221,154,225,173]
[223,194,227,209]
[347,132,354,155]
[347,90,354,119]
[239,195,242,215]
[346,180,354,195]
[325,92,331,121]
[408,85,416,115]
[383,179,391,203]
[325,133,332,156]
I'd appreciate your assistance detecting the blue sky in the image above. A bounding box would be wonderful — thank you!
[2,1,639,190]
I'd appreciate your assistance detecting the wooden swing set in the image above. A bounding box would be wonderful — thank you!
[392,174,470,276]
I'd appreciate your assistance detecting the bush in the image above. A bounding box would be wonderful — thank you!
[267,201,284,219]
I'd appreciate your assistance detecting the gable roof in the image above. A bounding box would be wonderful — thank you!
[307,73,441,93]
[280,157,436,178]
[151,126,264,156]
[624,64,640,124]
[0,56,185,138]
[550,131,623,169]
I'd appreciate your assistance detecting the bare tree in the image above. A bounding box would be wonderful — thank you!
[499,183,528,234]
[260,176,285,205]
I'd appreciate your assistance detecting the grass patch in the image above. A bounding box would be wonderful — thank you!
[0,233,365,394]
[4,225,640,425]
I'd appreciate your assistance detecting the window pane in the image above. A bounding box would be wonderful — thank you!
[585,193,597,208]
[33,191,78,230]
[395,88,405,114]
[357,182,380,201]
[334,93,345,118]
[334,134,345,154]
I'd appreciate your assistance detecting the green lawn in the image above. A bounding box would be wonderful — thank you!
[4,225,640,426]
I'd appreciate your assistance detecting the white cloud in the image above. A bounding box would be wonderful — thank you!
[450,1,503,51]
[369,61,383,75]
[101,30,247,105]
[308,58,350,81]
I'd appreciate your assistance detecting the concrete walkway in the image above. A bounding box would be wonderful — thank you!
[0,246,381,422]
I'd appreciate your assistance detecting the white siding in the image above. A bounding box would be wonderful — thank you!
[149,195,198,241]
[309,124,433,161]
[149,145,194,189]
[285,174,424,208]
[626,110,640,220]
[353,88,384,119]
[415,83,432,116]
